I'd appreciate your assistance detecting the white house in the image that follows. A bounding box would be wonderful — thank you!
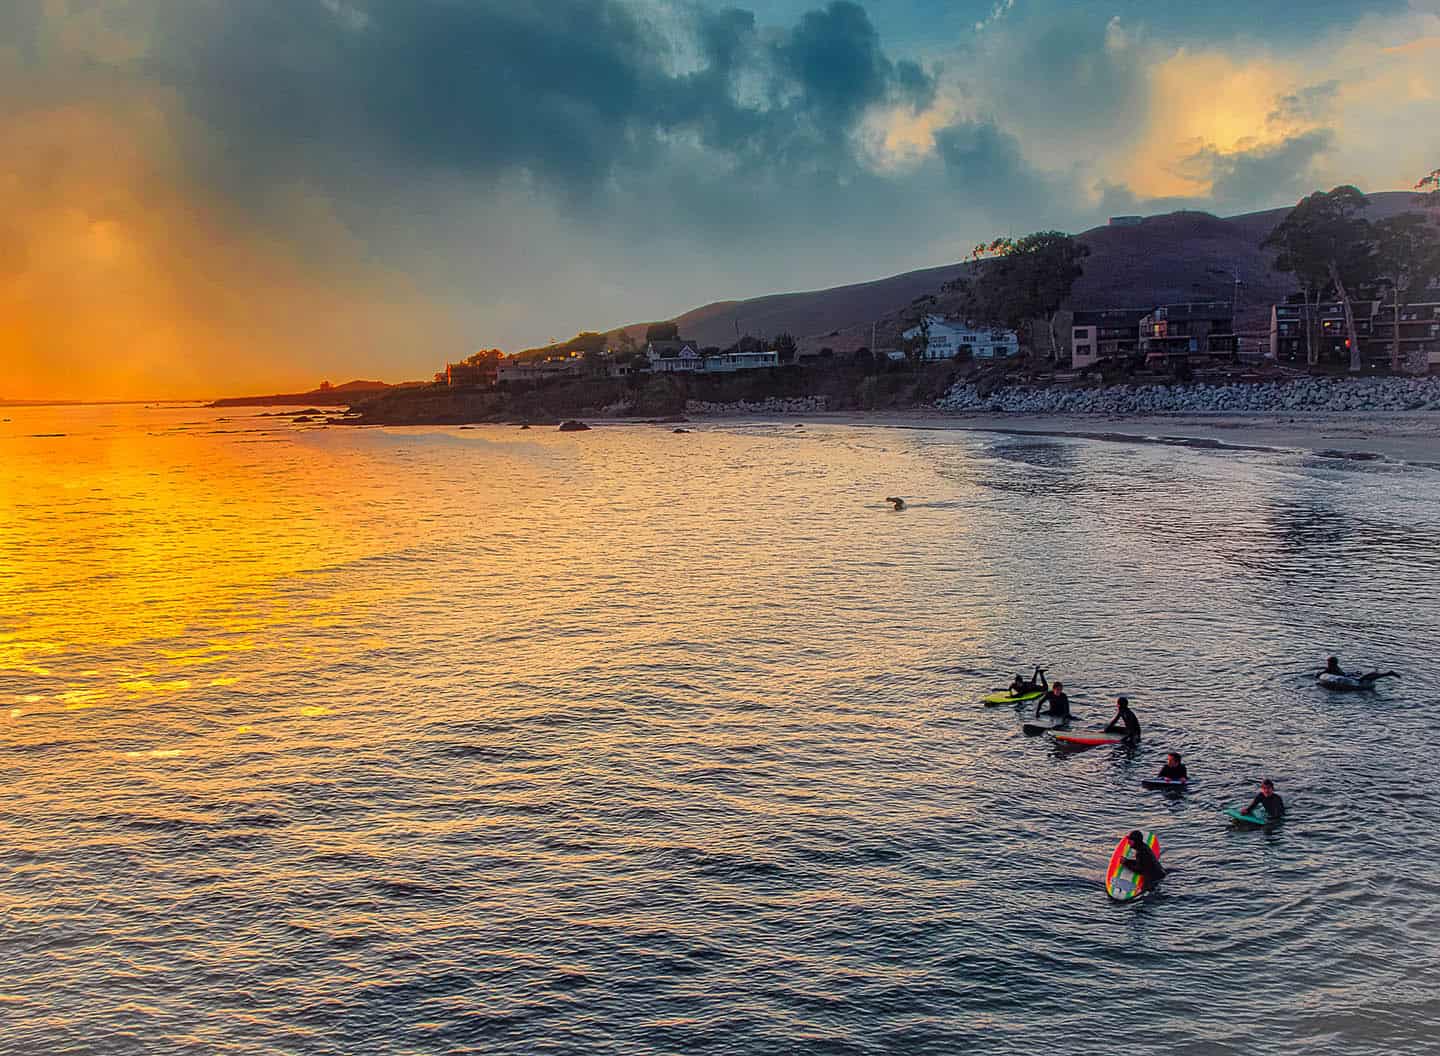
[703,349,779,372]
[902,314,1020,360]
[647,342,779,373]
[647,343,705,373]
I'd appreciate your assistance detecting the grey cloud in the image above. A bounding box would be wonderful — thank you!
[1182,129,1335,210]
[156,0,937,207]
[976,11,1147,149]
[934,119,1060,220]
[1268,80,1340,127]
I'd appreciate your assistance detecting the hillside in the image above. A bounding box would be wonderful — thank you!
[210,380,394,407]
[628,191,1422,347]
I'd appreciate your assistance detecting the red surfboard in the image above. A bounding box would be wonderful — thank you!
[1049,731,1124,749]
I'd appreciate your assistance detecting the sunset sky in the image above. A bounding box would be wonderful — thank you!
[4,0,1439,400]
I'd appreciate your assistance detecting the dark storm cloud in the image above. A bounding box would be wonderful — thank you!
[155,0,936,204]
[933,119,1065,222]
[1185,129,1336,209]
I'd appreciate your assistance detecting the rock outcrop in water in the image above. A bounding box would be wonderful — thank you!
[937,376,1440,415]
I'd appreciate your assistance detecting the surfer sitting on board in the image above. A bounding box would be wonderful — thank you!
[1034,680,1070,722]
[1010,667,1048,696]
[1244,779,1285,821]
[1157,752,1187,781]
[1104,697,1141,743]
[1323,656,1397,684]
[1123,830,1166,888]
[885,496,906,510]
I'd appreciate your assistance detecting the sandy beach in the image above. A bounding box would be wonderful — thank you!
[720,409,1440,466]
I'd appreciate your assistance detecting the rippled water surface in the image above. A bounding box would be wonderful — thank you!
[3,405,1439,1055]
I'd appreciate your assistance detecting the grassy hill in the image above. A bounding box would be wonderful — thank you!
[626,191,1422,348]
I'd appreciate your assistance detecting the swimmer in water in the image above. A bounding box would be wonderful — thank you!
[1322,656,1397,684]
[885,497,906,510]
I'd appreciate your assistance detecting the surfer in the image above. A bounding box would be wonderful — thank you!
[1010,666,1048,696]
[885,496,906,510]
[1104,697,1140,742]
[1157,752,1187,781]
[1123,830,1166,888]
[1243,779,1285,821]
[1034,680,1070,722]
[1322,656,1397,684]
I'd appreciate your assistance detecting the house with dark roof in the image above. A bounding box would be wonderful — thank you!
[1071,309,1149,369]
[1138,302,1238,367]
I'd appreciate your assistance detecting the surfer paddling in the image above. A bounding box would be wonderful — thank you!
[1322,656,1397,685]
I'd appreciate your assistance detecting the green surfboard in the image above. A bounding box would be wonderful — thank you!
[982,689,1044,706]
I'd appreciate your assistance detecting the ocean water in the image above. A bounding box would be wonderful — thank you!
[3,405,1439,1055]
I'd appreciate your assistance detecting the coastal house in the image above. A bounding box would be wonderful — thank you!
[647,341,705,373]
[1271,297,1440,373]
[1138,302,1238,368]
[703,349,779,372]
[444,361,498,388]
[1071,309,1149,369]
[496,358,582,385]
[902,314,1019,361]
[647,340,778,373]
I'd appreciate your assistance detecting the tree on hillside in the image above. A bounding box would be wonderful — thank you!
[772,332,798,364]
[965,231,1089,358]
[464,348,502,366]
[1418,167,1440,208]
[1263,186,1375,372]
[901,314,931,363]
[645,321,679,343]
[1374,212,1440,371]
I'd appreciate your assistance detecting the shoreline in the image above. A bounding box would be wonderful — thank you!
[697,409,1440,465]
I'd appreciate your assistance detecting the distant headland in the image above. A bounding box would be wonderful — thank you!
[209,379,398,408]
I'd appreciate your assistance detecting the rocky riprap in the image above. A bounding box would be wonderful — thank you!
[937,376,1440,415]
[686,396,829,415]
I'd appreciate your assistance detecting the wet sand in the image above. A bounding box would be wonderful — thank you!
[740,409,1440,466]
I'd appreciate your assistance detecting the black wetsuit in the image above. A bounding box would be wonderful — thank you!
[1158,762,1188,780]
[1245,791,1285,820]
[1012,668,1048,696]
[1037,690,1070,721]
[1106,708,1140,741]
[1125,838,1166,886]
[1328,662,1393,684]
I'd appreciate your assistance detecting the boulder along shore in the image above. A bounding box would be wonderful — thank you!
[938,375,1440,415]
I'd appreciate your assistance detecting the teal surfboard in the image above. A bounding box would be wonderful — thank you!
[1225,807,1269,827]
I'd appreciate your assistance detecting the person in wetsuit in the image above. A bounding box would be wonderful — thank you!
[1323,656,1398,684]
[1035,680,1070,723]
[1157,752,1187,781]
[1010,666,1048,696]
[1244,779,1285,821]
[1122,830,1166,888]
[1105,696,1140,742]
